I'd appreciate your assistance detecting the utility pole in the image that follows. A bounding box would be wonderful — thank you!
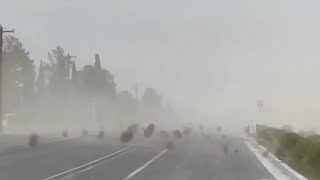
[134,83,139,101]
[255,99,264,133]
[0,25,14,132]
[66,53,76,80]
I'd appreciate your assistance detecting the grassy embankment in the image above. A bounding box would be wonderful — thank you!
[256,125,320,180]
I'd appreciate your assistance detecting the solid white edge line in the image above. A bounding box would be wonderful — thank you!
[41,145,134,180]
[123,149,168,180]
[246,141,290,180]
[249,138,308,180]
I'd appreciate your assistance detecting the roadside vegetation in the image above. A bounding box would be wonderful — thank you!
[256,125,320,179]
[2,35,177,134]
[28,132,39,147]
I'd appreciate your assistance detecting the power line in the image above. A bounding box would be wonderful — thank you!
[0,25,14,132]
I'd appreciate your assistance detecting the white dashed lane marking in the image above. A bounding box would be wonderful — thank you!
[123,149,168,180]
[41,145,135,180]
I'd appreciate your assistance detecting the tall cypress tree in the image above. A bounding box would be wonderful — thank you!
[22,59,35,103]
[94,53,101,71]
[71,61,78,87]
[37,60,45,96]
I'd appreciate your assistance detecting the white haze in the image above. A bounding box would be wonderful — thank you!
[1,0,320,132]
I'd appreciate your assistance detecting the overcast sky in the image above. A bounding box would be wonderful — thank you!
[2,0,320,121]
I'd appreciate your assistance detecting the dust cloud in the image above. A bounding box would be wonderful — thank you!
[1,0,320,135]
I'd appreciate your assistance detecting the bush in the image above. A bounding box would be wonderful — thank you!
[159,130,170,140]
[217,126,222,133]
[173,129,183,139]
[144,123,155,138]
[97,130,104,139]
[262,150,269,158]
[81,129,88,136]
[28,133,39,147]
[183,127,192,136]
[120,130,134,143]
[257,125,320,179]
[165,141,175,150]
[306,144,320,177]
[127,123,139,134]
[275,147,286,160]
[62,129,68,137]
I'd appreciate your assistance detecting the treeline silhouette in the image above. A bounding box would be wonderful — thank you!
[2,35,176,131]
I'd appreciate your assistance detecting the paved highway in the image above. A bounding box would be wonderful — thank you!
[0,133,275,180]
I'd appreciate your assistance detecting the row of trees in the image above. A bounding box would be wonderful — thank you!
[3,36,169,128]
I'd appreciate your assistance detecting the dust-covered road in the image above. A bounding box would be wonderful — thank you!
[0,133,275,180]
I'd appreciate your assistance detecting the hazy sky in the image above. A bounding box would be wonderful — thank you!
[2,0,320,119]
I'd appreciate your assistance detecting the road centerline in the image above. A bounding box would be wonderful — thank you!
[123,149,168,180]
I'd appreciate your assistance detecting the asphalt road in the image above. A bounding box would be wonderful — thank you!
[0,133,275,180]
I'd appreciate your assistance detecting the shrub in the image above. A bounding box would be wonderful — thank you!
[159,130,170,140]
[127,124,139,134]
[28,133,39,147]
[276,147,286,161]
[183,127,192,136]
[81,129,88,136]
[144,123,155,138]
[62,129,68,137]
[306,144,320,177]
[257,125,320,179]
[217,126,222,133]
[165,141,175,150]
[262,150,269,158]
[173,129,183,139]
[97,130,104,139]
[120,130,134,143]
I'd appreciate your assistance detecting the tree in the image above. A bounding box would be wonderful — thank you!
[22,58,35,103]
[117,91,138,113]
[77,54,116,99]
[142,88,162,108]
[36,61,45,96]
[2,36,35,108]
[52,46,68,81]
[47,46,72,96]
[78,64,116,98]
[282,124,294,132]
[94,53,101,70]
[71,61,78,87]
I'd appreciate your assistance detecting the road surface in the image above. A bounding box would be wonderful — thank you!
[0,133,275,180]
